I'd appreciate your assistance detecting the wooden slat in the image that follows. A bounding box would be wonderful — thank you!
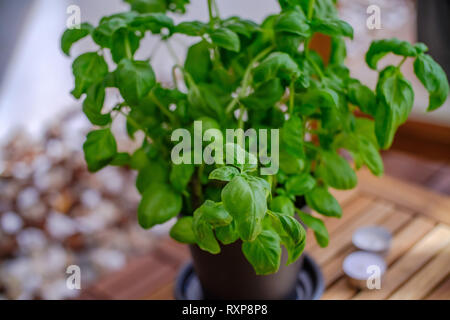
[389,244,450,299]
[322,216,436,300]
[322,209,412,287]
[306,195,374,251]
[390,244,450,300]
[426,277,450,300]
[145,282,175,300]
[353,224,450,300]
[429,204,450,227]
[153,238,191,267]
[76,288,110,300]
[357,169,450,224]
[330,187,360,206]
[92,254,175,300]
[310,201,393,265]
[322,277,355,300]
[385,217,436,265]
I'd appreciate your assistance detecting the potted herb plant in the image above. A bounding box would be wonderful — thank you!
[62,0,449,300]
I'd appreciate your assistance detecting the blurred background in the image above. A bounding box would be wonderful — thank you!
[0,0,449,300]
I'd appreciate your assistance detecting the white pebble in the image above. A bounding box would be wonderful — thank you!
[1,212,24,234]
[17,187,40,211]
[46,211,77,240]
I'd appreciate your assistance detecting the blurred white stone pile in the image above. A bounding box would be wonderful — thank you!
[0,112,157,300]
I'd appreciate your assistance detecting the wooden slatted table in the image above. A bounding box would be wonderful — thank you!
[80,169,450,300]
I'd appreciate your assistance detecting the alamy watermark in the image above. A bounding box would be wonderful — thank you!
[367,5,382,30]
[366,265,382,290]
[171,121,280,175]
[66,5,81,30]
[66,265,81,290]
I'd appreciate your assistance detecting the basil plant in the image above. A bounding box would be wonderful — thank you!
[62,0,449,275]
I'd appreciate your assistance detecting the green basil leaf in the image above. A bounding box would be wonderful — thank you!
[297,210,329,247]
[194,221,220,254]
[130,147,151,170]
[242,78,284,110]
[93,17,128,48]
[244,175,271,193]
[310,19,353,39]
[348,79,376,116]
[274,9,310,38]
[316,151,357,190]
[136,160,168,193]
[224,143,257,173]
[210,28,240,52]
[253,52,301,83]
[223,17,258,38]
[320,106,342,131]
[222,175,267,241]
[127,0,188,14]
[188,84,225,119]
[414,42,428,55]
[275,31,303,56]
[125,0,167,13]
[193,200,232,254]
[299,0,337,19]
[102,12,139,24]
[71,52,108,99]
[329,37,347,66]
[242,229,281,275]
[273,212,306,246]
[279,150,305,175]
[366,38,417,70]
[358,136,383,176]
[194,200,232,228]
[215,220,239,245]
[305,186,342,217]
[209,166,240,182]
[281,115,304,159]
[413,54,449,111]
[130,12,174,33]
[283,235,306,265]
[270,196,295,216]
[111,28,140,63]
[82,82,112,126]
[83,129,117,172]
[61,23,94,56]
[175,21,208,36]
[170,163,194,192]
[354,118,378,147]
[285,173,316,196]
[375,67,414,149]
[278,0,297,10]
[296,87,339,109]
[170,216,196,244]
[138,183,182,229]
[185,41,212,83]
[110,152,131,166]
[116,59,156,105]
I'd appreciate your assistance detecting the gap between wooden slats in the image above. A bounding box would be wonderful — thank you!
[389,243,450,299]
[425,276,450,300]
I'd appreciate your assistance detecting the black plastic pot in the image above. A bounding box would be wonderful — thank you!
[175,199,323,300]
[175,250,324,300]
[189,240,303,300]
